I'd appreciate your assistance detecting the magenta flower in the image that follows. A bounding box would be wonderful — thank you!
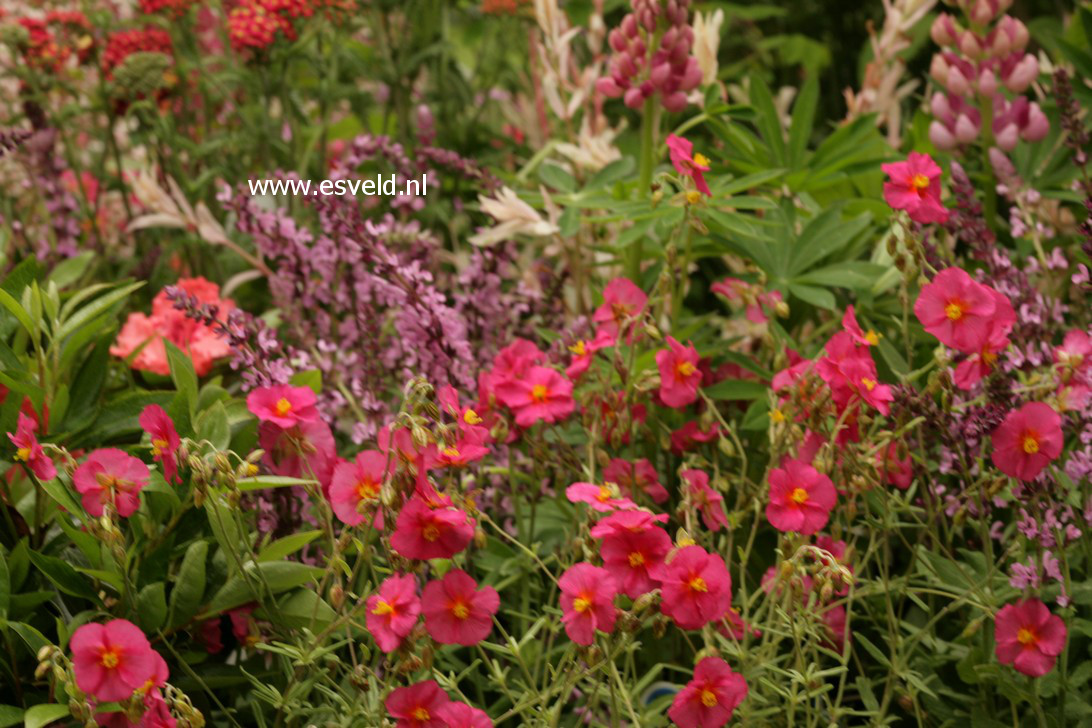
[385,680,450,728]
[139,404,180,484]
[597,519,671,599]
[592,278,647,340]
[656,336,702,409]
[881,152,949,223]
[683,469,728,532]
[603,457,669,503]
[437,702,493,728]
[7,411,56,480]
[566,481,638,513]
[73,448,151,518]
[365,573,421,653]
[493,365,574,428]
[70,619,158,703]
[995,599,1067,677]
[666,134,712,196]
[421,569,499,646]
[991,402,1063,481]
[559,563,618,645]
[328,450,386,527]
[668,657,748,728]
[390,496,475,560]
[651,545,732,630]
[913,267,1001,353]
[246,384,319,428]
[765,459,837,536]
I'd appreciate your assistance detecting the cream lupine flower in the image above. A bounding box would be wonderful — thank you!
[692,9,724,86]
[469,187,559,248]
[555,117,622,172]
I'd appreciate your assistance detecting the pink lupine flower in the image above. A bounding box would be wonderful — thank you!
[391,496,475,560]
[995,599,1067,677]
[842,305,879,347]
[437,702,493,728]
[668,657,748,728]
[421,569,499,646]
[991,402,1063,481]
[881,152,949,223]
[597,517,671,598]
[652,545,732,630]
[385,680,450,728]
[765,459,837,536]
[493,365,574,428]
[7,411,56,480]
[329,450,386,527]
[566,481,638,513]
[70,620,158,703]
[139,404,180,484]
[73,448,151,518]
[666,134,712,196]
[559,563,618,645]
[592,278,647,339]
[246,384,319,428]
[365,574,421,653]
[656,336,702,408]
[603,458,669,503]
[913,267,1000,353]
[682,469,728,532]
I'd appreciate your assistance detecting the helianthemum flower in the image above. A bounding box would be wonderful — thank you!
[604,457,669,503]
[666,134,712,196]
[7,411,56,480]
[246,384,320,428]
[657,336,702,408]
[566,481,637,512]
[329,450,386,527]
[391,496,475,560]
[385,680,450,728]
[70,619,158,703]
[668,657,748,728]
[596,516,671,598]
[437,702,493,728]
[365,574,421,653]
[914,268,1001,353]
[592,277,648,340]
[991,402,1063,481]
[765,459,837,536]
[652,545,732,630]
[493,365,575,428]
[881,151,949,223]
[73,448,151,518]
[682,469,728,532]
[994,598,1067,677]
[559,563,618,645]
[421,569,499,646]
[139,404,180,484]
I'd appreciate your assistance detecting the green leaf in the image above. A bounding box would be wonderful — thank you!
[586,156,635,189]
[789,208,872,276]
[47,252,95,289]
[794,262,889,289]
[7,621,49,655]
[0,551,8,614]
[0,289,34,339]
[27,551,98,601]
[748,74,786,166]
[537,163,576,193]
[235,475,316,491]
[289,369,322,395]
[258,530,322,562]
[195,401,231,451]
[136,582,168,632]
[164,339,198,413]
[23,703,70,728]
[201,561,323,616]
[787,76,818,168]
[0,704,24,728]
[703,379,767,401]
[787,283,836,310]
[169,541,208,628]
[720,169,786,195]
[257,588,335,630]
[55,281,143,341]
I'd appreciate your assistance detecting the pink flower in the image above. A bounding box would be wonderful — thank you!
[70,619,158,703]
[559,563,618,645]
[668,657,748,728]
[991,402,1064,481]
[139,405,180,484]
[881,152,949,223]
[566,482,637,512]
[391,496,475,560]
[765,459,837,536]
[597,519,671,598]
[914,268,1000,353]
[842,306,879,347]
[73,448,150,517]
[435,439,490,469]
[953,288,1016,390]
[652,545,732,630]
[995,599,1067,677]
[657,336,702,409]
[421,569,499,646]
[878,443,913,490]
[666,134,712,196]
[246,384,319,428]
[493,365,574,428]
[437,702,493,728]
[385,680,450,728]
[1055,329,1092,384]
[565,329,614,380]
[682,469,728,532]
[365,574,421,653]
[258,419,336,491]
[603,458,668,503]
[592,278,648,339]
[671,420,720,454]
[7,411,56,480]
[329,450,386,527]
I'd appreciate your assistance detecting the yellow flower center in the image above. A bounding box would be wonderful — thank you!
[412,708,431,721]
[676,360,696,378]
[865,330,880,345]
[597,485,613,502]
[790,487,809,505]
[451,600,470,620]
[274,398,293,416]
[685,189,702,205]
[99,648,120,669]
[700,688,718,707]
[770,408,786,423]
[572,596,591,613]
[443,446,461,459]
[568,340,587,356]
[983,349,998,366]
[861,377,877,392]
[356,478,378,500]
[693,152,710,168]
[422,524,441,542]
[1017,628,1036,646]
[371,600,394,616]
[531,384,550,403]
[151,438,169,457]
[1022,434,1040,455]
[14,446,30,462]
[910,173,930,191]
[688,576,708,593]
[463,408,482,425]
[945,302,964,321]
[628,551,645,567]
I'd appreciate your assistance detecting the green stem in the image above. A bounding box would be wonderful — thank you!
[628,98,658,281]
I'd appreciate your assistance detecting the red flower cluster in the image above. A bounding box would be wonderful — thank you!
[11,12,92,73]
[227,0,344,53]
[101,27,174,80]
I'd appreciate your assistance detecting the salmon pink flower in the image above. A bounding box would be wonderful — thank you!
[668,657,748,728]
[597,519,671,598]
[765,459,837,536]
[139,405,180,484]
[995,598,1067,677]
[652,545,732,630]
[421,569,499,646]
[247,384,319,428]
[592,278,648,339]
[559,563,618,645]
[365,574,421,653]
[329,450,386,527]
[666,134,712,196]
[7,411,56,480]
[914,268,1000,353]
[657,336,702,408]
[991,402,1063,481]
[437,702,493,728]
[70,619,158,702]
[683,469,728,532]
[385,680,450,728]
[391,496,475,560]
[73,448,150,518]
[881,152,949,223]
[566,481,638,512]
[493,366,574,428]
[604,458,669,503]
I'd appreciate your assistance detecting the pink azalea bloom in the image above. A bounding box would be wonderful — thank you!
[881,152,949,223]
[991,402,1063,481]
[652,545,732,630]
[559,563,618,645]
[258,419,337,492]
[682,469,728,532]
[671,420,721,454]
[592,278,648,339]
[246,384,319,428]
[598,521,672,598]
[995,598,1067,677]
[365,573,421,653]
[70,619,158,703]
[391,496,475,560]
[765,459,837,536]
[421,569,499,646]
[566,481,638,512]
[73,448,151,518]
[329,450,386,527]
[913,268,1000,353]
[437,702,493,728]
[493,365,574,428]
[139,405,180,484]
[877,443,913,490]
[603,458,669,503]
[842,305,880,347]
[668,657,748,728]
[385,680,450,728]
[666,134,712,196]
[8,411,56,480]
[656,336,702,409]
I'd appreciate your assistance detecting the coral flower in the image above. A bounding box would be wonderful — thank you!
[604,458,669,503]
[73,448,151,518]
[438,702,493,728]
[598,521,672,598]
[70,620,158,703]
[682,469,728,532]
[666,134,712,196]
[765,459,836,536]
[493,365,575,428]
[247,384,319,428]
[559,563,618,645]
[913,268,1000,353]
[385,680,450,728]
[994,599,1067,677]
[991,402,1063,481]
[668,657,748,728]
[329,450,386,527]
[421,569,499,646]
[391,496,475,560]
[139,404,180,484]
[657,336,702,409]
[652,545,732,630]
[8,411,56,480]
[566,481,638,512]
[592,278,648,339]
[365,574,421,653]
[881,152,949,223]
